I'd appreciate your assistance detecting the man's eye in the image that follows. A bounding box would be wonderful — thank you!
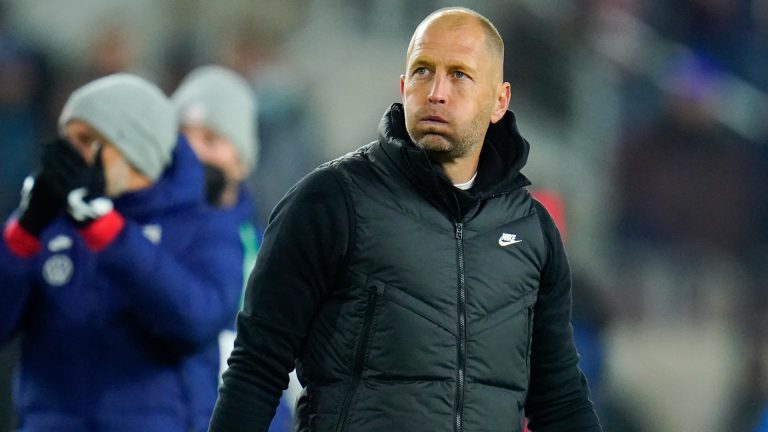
[413,67,428,76]
[78,134,92,145]
[453,71,467,79]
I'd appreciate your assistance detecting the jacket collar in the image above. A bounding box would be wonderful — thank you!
[113,134,204,219]
[371,103,531,218]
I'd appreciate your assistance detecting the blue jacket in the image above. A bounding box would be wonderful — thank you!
[225,190,262,313]
[0,137,244,431]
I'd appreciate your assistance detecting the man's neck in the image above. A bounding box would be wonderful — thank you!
[440,145,482,184]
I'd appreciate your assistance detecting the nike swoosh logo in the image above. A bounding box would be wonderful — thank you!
[499,233,522,247]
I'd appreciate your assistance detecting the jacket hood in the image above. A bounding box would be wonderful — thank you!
[374,103,531,217]
[114,134,204,218]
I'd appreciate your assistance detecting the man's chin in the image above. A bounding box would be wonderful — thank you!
[415,139,457,163]
[414,134,475,162]
[415,134,452,152]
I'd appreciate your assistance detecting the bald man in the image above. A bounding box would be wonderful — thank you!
[209,7,601,432]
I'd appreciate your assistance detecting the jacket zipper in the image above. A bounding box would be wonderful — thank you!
[336,285,382,432]
[454,222,467,432]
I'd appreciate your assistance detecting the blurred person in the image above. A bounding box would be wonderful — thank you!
[172,65,293,432]
[210,7,601,432]
[615,54,766,431]
[84,23,138,81]
[615,54,756,255]
[0,74,244,431]
[219,21,325,227]
[173,65,259,210]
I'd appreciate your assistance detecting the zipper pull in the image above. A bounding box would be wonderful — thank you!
[455,222,463,240]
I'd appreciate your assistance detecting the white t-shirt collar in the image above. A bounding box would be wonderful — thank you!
[453,172,478,191]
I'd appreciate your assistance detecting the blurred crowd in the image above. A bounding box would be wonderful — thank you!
[0,0,767,431]
[498,0,768,430]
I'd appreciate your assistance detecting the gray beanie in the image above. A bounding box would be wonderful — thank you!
[58,74,177,181]
[172,65,258,171]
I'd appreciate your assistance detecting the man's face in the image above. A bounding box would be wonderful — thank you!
[100,142,133,197]
[183,125,246,183]
[400,19,507,161]
[63,119,101,163]
[63,120,136,197]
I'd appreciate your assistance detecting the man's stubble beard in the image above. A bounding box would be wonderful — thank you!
[410,108,492,163]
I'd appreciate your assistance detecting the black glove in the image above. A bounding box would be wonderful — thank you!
[203,164,227,206]
[17,138,90,236]
[66,146,110,228]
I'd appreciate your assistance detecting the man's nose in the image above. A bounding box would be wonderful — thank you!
[427,76,447,104]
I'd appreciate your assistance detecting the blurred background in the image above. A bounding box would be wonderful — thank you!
[0,0,767,430]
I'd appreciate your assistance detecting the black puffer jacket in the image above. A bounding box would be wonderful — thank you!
[209,104,601,432]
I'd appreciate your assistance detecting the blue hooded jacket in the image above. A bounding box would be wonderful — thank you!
[0,136,244,431]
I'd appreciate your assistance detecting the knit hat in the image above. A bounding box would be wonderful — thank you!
[172,65,258,172]
[58,73,177,181]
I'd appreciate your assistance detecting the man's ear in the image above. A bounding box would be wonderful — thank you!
[491,82,511,124]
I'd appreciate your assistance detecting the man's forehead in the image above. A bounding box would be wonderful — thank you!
[407,46,482,72]
[407,20,486,62]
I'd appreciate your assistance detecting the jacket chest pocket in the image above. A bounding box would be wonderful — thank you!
[352,281,385,374]
[524,305,534,393]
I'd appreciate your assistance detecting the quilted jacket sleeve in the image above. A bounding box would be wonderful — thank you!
[525,200,602,432]
[209,166,352,432]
